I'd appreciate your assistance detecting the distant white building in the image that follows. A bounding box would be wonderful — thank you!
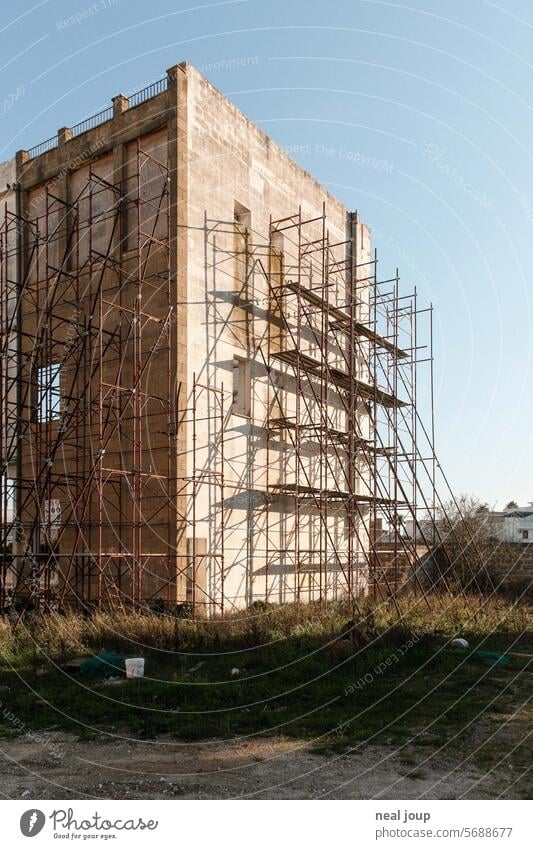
[492,504,533,544]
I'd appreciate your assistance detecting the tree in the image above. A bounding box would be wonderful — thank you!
[505,500,519,510]
[434,495,496,590]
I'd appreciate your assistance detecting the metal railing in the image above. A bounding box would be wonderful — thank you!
[27,136,58,160]
[127,76,167,109]
[25,74,168,160]
[71,106,113,138]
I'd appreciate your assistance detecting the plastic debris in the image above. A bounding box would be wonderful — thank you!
[79,652,136,678]
[445,647,510,666]
[62,656,91,671]
[125,657,145,678]
[326,619,370,656]
[100,676,126,687]
[326,639,353,655]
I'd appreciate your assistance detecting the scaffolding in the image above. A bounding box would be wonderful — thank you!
[1,173,492,615]
[261,206,425,606]
[176,376,226,613]
[0,140,176,612]
[192,204,492,613]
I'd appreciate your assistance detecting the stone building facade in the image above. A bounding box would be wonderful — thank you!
[0,63,404,614]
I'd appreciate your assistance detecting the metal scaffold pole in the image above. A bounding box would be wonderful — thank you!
[0,184,492,617]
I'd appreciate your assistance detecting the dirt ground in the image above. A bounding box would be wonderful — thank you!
[0,729,527,800]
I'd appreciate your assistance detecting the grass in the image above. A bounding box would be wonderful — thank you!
[0,592,530,769]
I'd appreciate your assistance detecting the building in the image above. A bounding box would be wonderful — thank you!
[490,504,533,544]
[0,63,434,614]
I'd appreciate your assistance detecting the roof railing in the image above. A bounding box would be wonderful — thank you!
[71,106,113,139]
[27,136,58,160]
[25,74,168,160]
[127,76,167,109]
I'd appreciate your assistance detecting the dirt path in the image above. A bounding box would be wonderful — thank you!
[0,731,527,800]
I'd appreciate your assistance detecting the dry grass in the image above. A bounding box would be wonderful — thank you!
[0,591,530,768]
[0,591,530,663]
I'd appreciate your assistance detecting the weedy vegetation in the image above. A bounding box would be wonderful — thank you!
[0,591,530,794]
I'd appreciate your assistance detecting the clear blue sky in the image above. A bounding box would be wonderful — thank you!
[2,0,531,509]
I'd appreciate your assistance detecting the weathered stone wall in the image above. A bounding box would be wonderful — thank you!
[186,64,372,609]
[7,63,374,612]
[14,79,182,606]
[485,543,533,593]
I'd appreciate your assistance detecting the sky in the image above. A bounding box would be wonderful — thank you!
[1,0,532,509]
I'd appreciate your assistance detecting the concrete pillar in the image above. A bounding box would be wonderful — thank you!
[58,127,72,146]
[112,94,129,118]
[15,150,29,170]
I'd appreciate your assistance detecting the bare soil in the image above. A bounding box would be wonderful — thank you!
[0,729,527,800]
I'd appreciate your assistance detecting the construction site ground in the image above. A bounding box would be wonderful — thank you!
[0,596,530,800]
[0,720,529,800]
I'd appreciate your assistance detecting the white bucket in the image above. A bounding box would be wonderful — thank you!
[125,657,145,678]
